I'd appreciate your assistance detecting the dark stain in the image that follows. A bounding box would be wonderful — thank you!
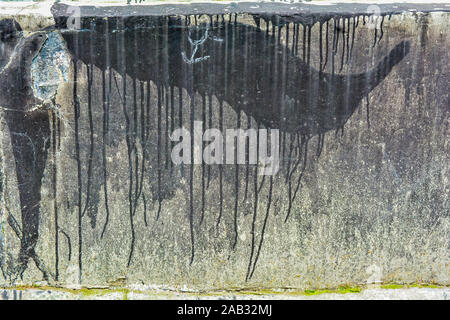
[55,15,409,138]
[1,5,411,281]
[0,19,50,280]
[51,12,409,272]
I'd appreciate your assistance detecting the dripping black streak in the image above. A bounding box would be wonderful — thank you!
[1,6,410,282]
[54,11,409,279]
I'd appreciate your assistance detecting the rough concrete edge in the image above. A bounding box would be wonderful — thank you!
[0,2,55,31]
[1,282,448,298]
[2,1,450,18]
[1,1,449,33]
[47,1,450,17]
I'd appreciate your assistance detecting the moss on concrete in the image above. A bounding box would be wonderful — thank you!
[3,282,446,299]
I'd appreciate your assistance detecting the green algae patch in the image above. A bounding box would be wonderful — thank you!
[1,282,447,299]
[75,287,131,299]
[302,286,362,296]
[381,282,441,290]
[3,285,134,300]
[380,284,405,290]
[206,285,364,297]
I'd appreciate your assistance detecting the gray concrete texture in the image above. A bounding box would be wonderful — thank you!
[0,2,448,292]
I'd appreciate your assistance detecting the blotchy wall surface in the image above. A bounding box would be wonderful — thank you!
[0,2,448,290]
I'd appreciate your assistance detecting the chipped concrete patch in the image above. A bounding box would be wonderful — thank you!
[31,31,70,102]
[0,2,55,32]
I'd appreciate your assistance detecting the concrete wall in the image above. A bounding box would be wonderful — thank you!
[0,2,448,290]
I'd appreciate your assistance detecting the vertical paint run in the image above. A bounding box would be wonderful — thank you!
[16,7,409,283]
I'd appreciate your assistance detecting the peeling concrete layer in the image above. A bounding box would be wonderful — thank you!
[31,31,70,102]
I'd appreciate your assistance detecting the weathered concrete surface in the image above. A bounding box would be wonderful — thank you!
[0,1,449,294]
[0,285,449,300]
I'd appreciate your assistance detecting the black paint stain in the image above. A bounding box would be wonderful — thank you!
[0,20,50,280]
[100,18,112,239]
[0,6,412,281]
[56,12,409,272]
[51,109,58,281]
